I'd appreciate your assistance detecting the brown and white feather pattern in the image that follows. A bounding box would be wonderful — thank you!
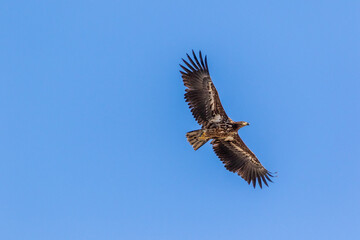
[181,51,274,188]
[212,134,273,188]
[180,51,229,127]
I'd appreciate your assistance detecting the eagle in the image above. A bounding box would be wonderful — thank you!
[180,50,274,188]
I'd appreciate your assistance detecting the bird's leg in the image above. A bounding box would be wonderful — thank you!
[199,131,208,141]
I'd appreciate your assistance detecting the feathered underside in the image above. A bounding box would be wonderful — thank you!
[212,134,274,188]
[181,50,274,188]
[180,50,229,127]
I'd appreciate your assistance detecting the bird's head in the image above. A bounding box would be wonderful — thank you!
[235,121,250,130]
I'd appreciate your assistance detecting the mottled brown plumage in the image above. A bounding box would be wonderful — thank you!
[180,50,274,188]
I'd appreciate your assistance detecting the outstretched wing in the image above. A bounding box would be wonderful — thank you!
[212,134,274,188]
[180,50,229,126]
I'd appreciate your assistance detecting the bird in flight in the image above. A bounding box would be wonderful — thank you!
[180,50,274,188]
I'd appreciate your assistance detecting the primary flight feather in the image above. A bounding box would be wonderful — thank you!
[180,50,274,188]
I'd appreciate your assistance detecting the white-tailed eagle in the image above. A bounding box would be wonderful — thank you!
[180,50,274,188]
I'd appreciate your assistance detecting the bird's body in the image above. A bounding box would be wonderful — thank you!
[187,121,247,148]
[180,50,274,188]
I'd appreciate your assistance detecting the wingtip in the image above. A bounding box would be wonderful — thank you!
[268,171,278,178]
[257,176,263,189]
[205,55,208,70]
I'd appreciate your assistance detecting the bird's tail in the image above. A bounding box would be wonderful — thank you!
[186,129,209,151]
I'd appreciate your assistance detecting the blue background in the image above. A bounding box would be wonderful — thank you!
[1,1,359,239]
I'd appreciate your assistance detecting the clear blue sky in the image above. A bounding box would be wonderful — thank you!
[1,1,359,239]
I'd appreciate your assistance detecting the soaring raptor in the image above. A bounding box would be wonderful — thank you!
[180,50,274,188]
